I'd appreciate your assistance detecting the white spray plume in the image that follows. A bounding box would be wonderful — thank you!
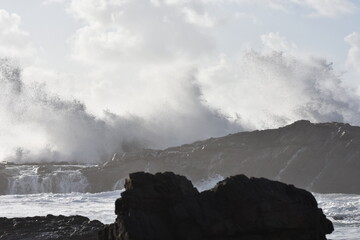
[0,58,240,164]
[197,51,360,129]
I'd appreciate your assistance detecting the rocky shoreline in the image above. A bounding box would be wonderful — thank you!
[0,172,334,240]
[0,215,103,240]
[99,172,333,240]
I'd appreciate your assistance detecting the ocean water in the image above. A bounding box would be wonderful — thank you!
[315,193,360,240]
[0,191,120,224]
[0,178,359,239]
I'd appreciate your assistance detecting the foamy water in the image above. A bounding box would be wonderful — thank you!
[0,191,120,224]
[0,177,359,239]
[315,193,360,240]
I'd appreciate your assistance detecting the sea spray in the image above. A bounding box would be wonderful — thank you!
[6,165,89,194]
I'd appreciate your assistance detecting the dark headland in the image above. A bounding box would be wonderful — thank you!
[1,120,360,195]
[84,120,360,194]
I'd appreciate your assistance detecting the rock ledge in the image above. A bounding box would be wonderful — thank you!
[0,215,103,240]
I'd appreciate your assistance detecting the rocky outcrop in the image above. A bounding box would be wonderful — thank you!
[0,215,103,240]
[99,172,333,240]
[87,120,360,194]
[2,120,360,195]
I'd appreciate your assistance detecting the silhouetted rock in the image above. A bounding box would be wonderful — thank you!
[99,172,333,240]
[0,215,103,240]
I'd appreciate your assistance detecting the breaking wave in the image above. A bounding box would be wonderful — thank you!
[1,49,360,164]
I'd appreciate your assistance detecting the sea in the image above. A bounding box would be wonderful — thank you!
[0,173,358,240]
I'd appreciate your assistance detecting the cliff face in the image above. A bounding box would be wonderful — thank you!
[99,172,333,240]
[86,120,360,194]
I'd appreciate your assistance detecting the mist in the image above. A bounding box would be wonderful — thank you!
[0,58,241,164]
[1,46,360,164]
[1,0,360,164]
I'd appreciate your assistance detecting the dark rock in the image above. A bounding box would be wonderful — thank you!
[99,172,333,240]
[3,120,360,195]
[0,215,103,240]
[84,120,360,195]
[0,173,8,195]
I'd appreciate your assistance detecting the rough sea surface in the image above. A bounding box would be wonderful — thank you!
[0,177,358,239]
[315,193,360,240]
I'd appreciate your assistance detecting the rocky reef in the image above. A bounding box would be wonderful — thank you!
[0,215,103,240]
[99,172,333,240]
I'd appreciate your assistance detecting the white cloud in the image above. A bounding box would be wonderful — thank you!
[67,0,214,65]
[261,32,298,53]
[204,0,356,17]
[182,7,215,28]
[42,0,66,5]
[345,32,360,73]
[291,0,357,17]
[234,12,259,24]
[0,9,37,61]
[201,0,288,12]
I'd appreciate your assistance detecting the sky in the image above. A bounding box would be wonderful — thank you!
[1,0,360,163]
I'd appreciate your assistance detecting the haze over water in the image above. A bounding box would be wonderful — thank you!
[0,1,360,239]
[1,0,360,164]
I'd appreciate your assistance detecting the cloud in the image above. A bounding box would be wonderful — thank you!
[204,0,356,17]
[234,12,259,24]
[182,7,215,28]
[345,32,360,73]
[42,0,66,5]
[291,0,357,17]
[261,32,298,53]
[201,0,288,12]
[67,0,214,65]
[0,9,37,61]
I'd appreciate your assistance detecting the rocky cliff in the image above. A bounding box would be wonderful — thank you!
[99,172,333,240]
[86,120,360,194]
[1,120,360,194]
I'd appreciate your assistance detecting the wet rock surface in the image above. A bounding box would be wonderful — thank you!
[99,172,333,240]
[0,215,103,240]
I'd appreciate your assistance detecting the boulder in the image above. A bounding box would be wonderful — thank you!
[99,172,333,240]
[0,215,103,240]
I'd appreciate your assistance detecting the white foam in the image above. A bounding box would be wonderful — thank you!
[314,192,360,239]
[0,191,121,224]
[194,174,224,192]
[0,183,358,239]
[6,167,89,194]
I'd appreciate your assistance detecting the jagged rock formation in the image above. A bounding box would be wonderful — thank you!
[99,172,333,240]
[0,215,103,240]
[86,120,360,194]
[1,120,360,194]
